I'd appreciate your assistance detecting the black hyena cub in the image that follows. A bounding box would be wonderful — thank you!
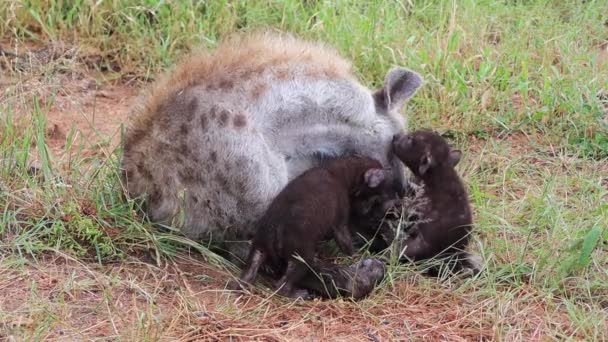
[228,156,391,298]
[392,129,476,274]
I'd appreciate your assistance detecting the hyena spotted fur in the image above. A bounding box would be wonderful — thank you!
[121,31,423,296]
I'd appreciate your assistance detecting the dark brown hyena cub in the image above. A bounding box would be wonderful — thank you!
[228,156,391,298]
[392,129,476,275]
[349,181,401,252]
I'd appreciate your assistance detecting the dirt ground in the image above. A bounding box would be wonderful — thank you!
[1,41,136,158]
[4,251,573,341]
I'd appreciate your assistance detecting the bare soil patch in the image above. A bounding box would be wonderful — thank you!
[1,40,137,158]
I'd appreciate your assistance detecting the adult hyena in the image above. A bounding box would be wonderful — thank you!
[121,31,423,297]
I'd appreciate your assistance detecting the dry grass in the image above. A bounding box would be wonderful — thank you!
[3,250,600,341]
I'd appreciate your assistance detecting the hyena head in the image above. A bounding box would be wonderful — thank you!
[362,67,424,198]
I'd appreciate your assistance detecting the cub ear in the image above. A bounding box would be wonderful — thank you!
[364,168,386,188]
[448,149,462,167]
[418,152,433,175]
[373,67,423,112]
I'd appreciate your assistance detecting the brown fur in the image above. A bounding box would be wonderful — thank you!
[250,83,268,99]
[232,114,248,128]
[228,156,389,299]
[392,130,476,275]
[349,181,401,252]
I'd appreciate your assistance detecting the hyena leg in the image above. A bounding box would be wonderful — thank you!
[424,250,482,277]
[227,248,266,291]
[298,258,386,300]
[399,234,481,277]
[378,223,396,249]
[223,241,255,268]
[424,251,471,277]
[333,224,355,256]
[275,259,311,299]
[222,241,285,280]
[399,233,434,261]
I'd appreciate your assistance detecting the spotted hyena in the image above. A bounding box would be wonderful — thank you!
[392,130,478,276]
[121,31,423,298]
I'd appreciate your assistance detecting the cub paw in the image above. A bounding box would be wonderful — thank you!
[227,279,246,291]
[278,287,314,300]
[349,258,386,300]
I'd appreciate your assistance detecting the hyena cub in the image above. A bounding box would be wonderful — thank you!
[392,129,477,275]
[349,181,401,252]
[228,156,391,298]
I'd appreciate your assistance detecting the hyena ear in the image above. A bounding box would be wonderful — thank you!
[448,149,462,167]
[373,67,423,112]
[418,152,434,175]
[364,168,386,188]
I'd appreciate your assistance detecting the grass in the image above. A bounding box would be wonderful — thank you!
[1,0,607,340]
